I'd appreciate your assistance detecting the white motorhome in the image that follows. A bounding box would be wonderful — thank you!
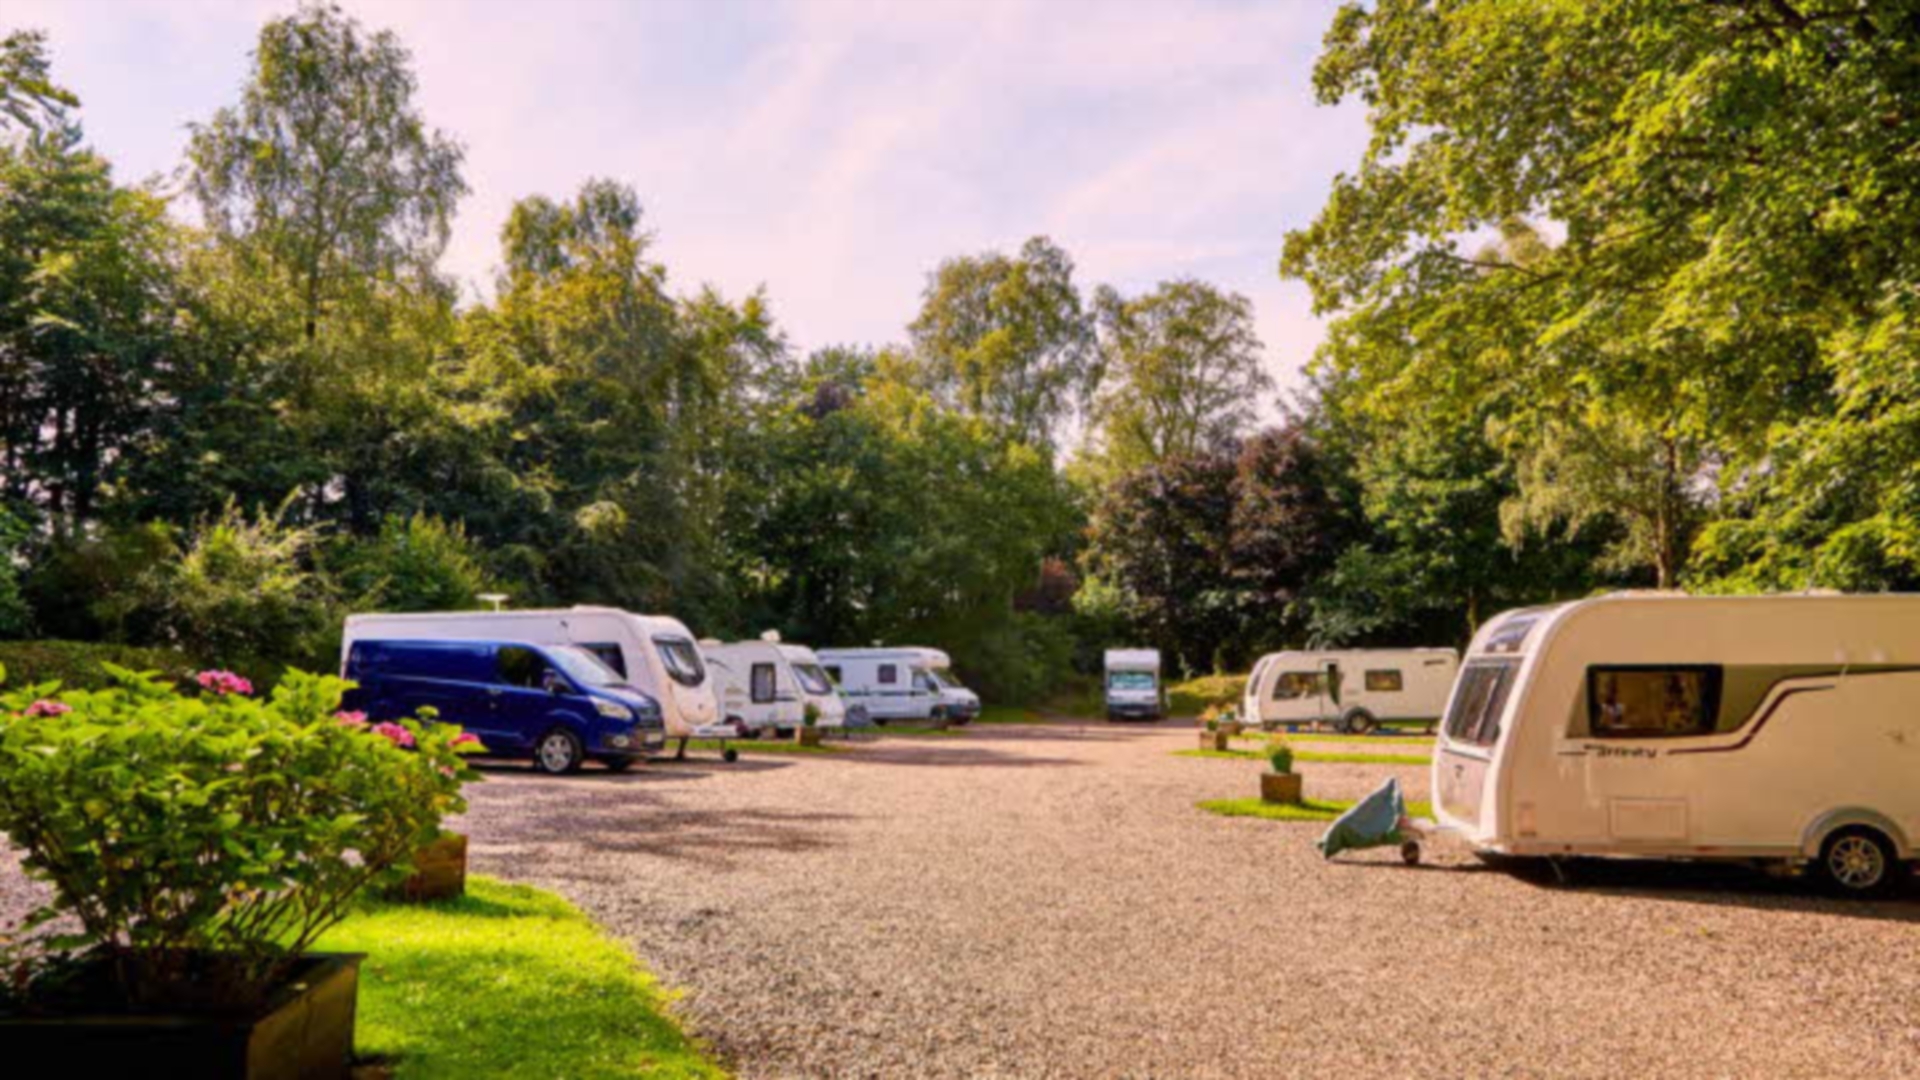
[816,646,979,723]
[341,607,721,755]
[1434,592,1920,895]
[1103,649,1164,721]
[701,634,847,737]
[1242,648,1459,733]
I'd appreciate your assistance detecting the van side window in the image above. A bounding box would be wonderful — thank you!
[498,646,544,688]
[1274,672,1325,700]
[913,670,937,693]
[582,644,627,677]
[1364,670,1403,693]
[1587,666,1722,738]
[750,663,777,704]
[878,664,898,685]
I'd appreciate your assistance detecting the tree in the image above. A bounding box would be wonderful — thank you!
[330,513,495,613]
[0,30,79,140]
[908,236,1093,449]
[1089,279,1270,472]
[186,1,465,346]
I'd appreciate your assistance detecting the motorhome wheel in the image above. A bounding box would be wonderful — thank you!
[1341,708,1377,735]
[535,729,585,775]
[1817,827,1898,896]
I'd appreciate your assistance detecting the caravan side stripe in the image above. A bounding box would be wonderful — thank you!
[1668,685,1834,756]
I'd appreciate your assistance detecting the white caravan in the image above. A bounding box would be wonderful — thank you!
[816,647,979,723]
[1242,648,1459,733]
[1103,649,1164,721]
[341,607,720,754]
[701,634,847,736]
[1434,592,1920,895]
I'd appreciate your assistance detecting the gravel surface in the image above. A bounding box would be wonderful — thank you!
[5,721,1918,1077]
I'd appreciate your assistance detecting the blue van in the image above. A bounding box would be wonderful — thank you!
[343,639,668,774]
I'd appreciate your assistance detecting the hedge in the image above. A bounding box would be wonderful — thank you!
[0,640,198,690]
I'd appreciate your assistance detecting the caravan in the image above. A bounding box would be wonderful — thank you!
[816,647,979,723]
[341,607,722,756]
[702,634,848,737]
[1434,592,1920,895]
[1242,649,1458,733]
[1103,649,1164,721]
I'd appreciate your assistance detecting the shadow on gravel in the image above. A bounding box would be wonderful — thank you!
[474,799,855,872]
[470,758,796,783]
[834,745,1086,769]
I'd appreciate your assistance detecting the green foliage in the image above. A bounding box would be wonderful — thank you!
[332,513,494,613]
[1197,797,1433,823]
[1167,673,1247,718]
[0,507,31,638]
[0,667,478,1009]
[0,29,79,138]
[0,640,193,690]
[1267,740,1294,776]
[315,878,725,1080]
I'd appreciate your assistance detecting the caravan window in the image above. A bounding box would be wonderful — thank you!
[1274,672,1326,700]
[580,643,628,677]
[1587,666,1721,738]
[654,637,705,686]
[1443,662,1516,747]
[750,663,778,704]
[793,663,833,695]
[1364,670,1403,693]
[823,665,844,685]
[878,664,898,685]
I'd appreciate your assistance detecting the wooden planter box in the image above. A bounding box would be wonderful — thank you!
[1261,771,1303,805]
[393,832,467,903]
[0,952,363,1080]
[1198,730,1230,751]
[1220,721,1246,737]
[795,726,823,747]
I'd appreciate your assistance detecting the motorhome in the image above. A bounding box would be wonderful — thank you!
[1242,648,1459,733]
[343,638,667,773]
[702,634,847,737]
[341,607,721,756]
[1103,649,1163,721]
[1434,592,1920,895]
[816,646,979,723]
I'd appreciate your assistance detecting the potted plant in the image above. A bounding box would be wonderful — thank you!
[1261,739,1303,805]
[796,702,824,747]
[1218,702,1245,737]
[1198,707,1230,751]
[0,663,480,1078]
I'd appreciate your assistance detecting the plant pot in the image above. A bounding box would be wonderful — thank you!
[795,726,823,747]
[0,952,363,1080]
[1261,771,1303,805]
[1221,721,1245,737]
[1198,731,1229,751]
[393,832,467,903]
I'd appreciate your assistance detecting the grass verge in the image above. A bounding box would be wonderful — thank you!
[1235,732,1436,747]
[1177,748,1432,765]
[1197,796,1435,823]
[314,877,726,1079]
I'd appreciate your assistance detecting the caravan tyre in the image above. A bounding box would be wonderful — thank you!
[1817,827,1898,897]
[534,729,585,775]
[1341,709,1377,735]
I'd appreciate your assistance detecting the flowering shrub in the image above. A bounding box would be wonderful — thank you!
[0,662,481,1010]
[194,669,254,696]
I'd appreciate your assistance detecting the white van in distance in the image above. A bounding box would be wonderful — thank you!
[1435,592,1920,895]
[1104,649,1163,721]
[341,607,720,754]
[1242,648,1459,733]
[702,633,847,737]
[816,647,979,723]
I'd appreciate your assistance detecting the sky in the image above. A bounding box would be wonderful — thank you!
[8,0,1369,397]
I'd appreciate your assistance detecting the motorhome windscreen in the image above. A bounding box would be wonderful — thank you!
[1443,661,1517,747]
[654,637,706,685]
[933,670,968,691]
[550,646,626,688]
[1109,671,1156,691]
[793,663,833,695]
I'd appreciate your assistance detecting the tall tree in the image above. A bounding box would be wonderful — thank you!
[0,30,78,140]
[1089,279,1270,472]
[909,236,1094,449]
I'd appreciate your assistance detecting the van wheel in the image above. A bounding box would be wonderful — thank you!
[1342,709,1377,735]
[1817,827,1899,897]
[534,729,585,775]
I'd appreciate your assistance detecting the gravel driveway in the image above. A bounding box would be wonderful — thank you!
[460,722,1918,1078]
[3,721,1915,1077]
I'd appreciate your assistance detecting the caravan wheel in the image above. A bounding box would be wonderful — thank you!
[1341,709,1377,735]
[1817,828,1898,897]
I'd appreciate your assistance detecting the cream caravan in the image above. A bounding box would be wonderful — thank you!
[1242,648,1458,733]
[341,607,720,753]
[702,634,847,737]
[1434,593,1920,895]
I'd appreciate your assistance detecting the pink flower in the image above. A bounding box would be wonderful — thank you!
[370,722,416,749]
[333,710,369,727]
[450,732,480,748]
[23,700,71,718]
[195,670,254,696]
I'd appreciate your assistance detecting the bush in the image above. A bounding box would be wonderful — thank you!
[1267,739,1294,775]
[0,664,479,1011]
[0,641,196,690]
[330,513,495,614]
[1167,673,1248,718]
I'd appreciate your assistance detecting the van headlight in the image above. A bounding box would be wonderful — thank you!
[594,699,635,722]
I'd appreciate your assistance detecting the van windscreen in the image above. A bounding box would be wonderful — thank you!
[1443,661,1517,747]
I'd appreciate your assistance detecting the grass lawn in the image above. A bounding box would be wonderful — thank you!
[1177,748,1432,766]
[314,877,725,1079]
[1197,796,1435,823]
[685,737,846,755]
[1235,732,1436,747]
